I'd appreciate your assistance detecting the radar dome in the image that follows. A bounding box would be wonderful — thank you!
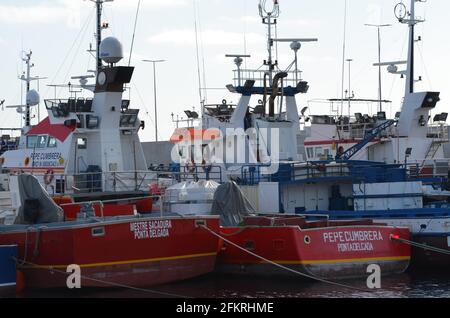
[100,37,124,64]
[387,64,398,74]
[290,41,301,52]
[26,89,40,106]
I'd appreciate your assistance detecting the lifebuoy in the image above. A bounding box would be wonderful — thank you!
[44,169,55,185]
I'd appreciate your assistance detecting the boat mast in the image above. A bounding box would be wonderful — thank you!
[398,0,424,96]
[405,0,415,94]
[23,52,33,127]
[259,0,280,86]
[90,0,113,73]
[19,51,46,128]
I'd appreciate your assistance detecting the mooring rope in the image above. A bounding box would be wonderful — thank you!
[391,236,450,256]
[200,225,373,293]
[12,257,190,299]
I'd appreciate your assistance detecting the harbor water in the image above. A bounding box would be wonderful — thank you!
[16,271,450,299]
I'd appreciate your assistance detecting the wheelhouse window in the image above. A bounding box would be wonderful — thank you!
[77,138,87,150]
[27,136,38,149]
[306,147,314,159]
[47,137,57,148]
[36,135,47,148]
[315,147,324,157]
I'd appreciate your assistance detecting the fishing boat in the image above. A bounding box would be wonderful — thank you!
[162,178,410,280]
[167,0,449,271]
[302,0,449,168]
[0,176,219,289]
[0,0,220,290]
[218,216,410,279]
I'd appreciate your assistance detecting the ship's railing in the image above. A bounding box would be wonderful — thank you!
[240,162,359,186]
[239,161,427,186]
[406,159,450,180]
[26,167,223,196]
[44,98,94,117]
[336,122,376,139]
[59,194,166,220]
[28,171,158,196]
[427,124,449,141]
[232,69,302,88]
[309,114,395,140]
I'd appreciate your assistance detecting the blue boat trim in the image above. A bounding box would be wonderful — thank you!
[304,208,450,219]
[0,245,17,288]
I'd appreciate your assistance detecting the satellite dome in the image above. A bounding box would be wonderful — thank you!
[290,41,301,52]
[387,64,398,74]
[100,37,124,64]
[26,89,40,106]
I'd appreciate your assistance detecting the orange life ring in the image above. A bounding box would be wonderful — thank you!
[44,169,55,185]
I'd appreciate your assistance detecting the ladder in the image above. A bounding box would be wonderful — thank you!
[425,141,442,160]
[336,120,397,161]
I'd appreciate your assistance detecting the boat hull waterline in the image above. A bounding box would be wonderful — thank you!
[218,219,411,280]
[0,216,220,289]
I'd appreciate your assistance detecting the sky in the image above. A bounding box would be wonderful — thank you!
[0,0,449,142]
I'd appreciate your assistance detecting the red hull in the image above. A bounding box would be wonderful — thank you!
[217,217,411,279]
[0,216,220,289]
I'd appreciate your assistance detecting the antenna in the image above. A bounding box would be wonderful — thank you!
[225,54,251,87]
[396,0,425,95]
[5,51,47,127]
[377,1,425,97]
[365,24,391,113]
[87,0,114,74]
[274,38,318,84]
[258,0,280,84]
[340,0,348,117]
[346,58,354,117]
[71,75,96,91]
[128,0,141,67]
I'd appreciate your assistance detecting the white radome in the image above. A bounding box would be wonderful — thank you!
[100,37,124,64]
[26,89,40,106]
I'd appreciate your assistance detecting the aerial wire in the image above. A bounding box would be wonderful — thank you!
[193,0,204,110]
[44,7,95,98]
[195,0,208,104]
[128,0,141,67]
[340,0,348,116]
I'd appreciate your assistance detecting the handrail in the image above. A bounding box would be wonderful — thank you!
[59,195,164,219]
[238,160,444,186]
